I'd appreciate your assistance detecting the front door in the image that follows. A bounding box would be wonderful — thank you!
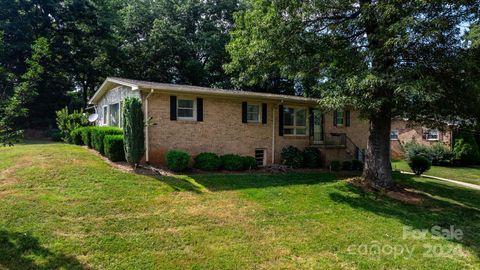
[313,110,323,144]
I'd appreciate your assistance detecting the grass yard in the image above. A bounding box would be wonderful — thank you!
[0,142,479,269]
[392,160,480,186]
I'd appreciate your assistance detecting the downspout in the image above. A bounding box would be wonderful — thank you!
[272,104,276,164]
[145,89,154,163]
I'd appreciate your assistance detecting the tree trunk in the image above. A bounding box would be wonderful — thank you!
[363,106,393,189]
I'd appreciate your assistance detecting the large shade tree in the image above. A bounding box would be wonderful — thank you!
[226,0,480,188]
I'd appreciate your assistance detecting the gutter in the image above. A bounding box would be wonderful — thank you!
[145,89,154,163]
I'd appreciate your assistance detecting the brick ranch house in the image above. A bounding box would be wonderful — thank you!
[89,77,370,166]
[390,119,454,160]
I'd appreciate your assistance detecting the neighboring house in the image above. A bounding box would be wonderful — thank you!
[89,77,369,166]
[390,119,454,160]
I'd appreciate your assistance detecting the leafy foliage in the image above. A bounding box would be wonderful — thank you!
[194,153,222,171]
[453,135,480,165]
[80,127,94,148]
[330,160,341,171]
[226,0,480,187]
[409,156,432,176]
[0,37,50,145]
[303,147,321,168]
[166,150,190,171]
[91,127,123,155]
[104,135,125,162]
[404,142,455,166]
[55,107,88,143]
[122,97,144,166]
[281,146,304,168]
[70,128,85,145]
[342,161,353,171]
[220,154,245,171]
[242,156,258,170]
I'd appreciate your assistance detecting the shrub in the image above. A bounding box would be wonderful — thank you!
[453,132,480,165]
[404,141,432,161]
[123,97,145,166]
[281,146,304,168]
[70,128,84,145]
[352,159,364,171]
[342,160,353,171]
[242,156,258,170]
[303,147,321,168]
[166,150,190,171]
[48,129,62,142]
[221,154,245,171]
[194,152,222,171]
[55,107,88,143]
[91,127,123,155]
[330,160,341,171]
[80,127,94,148]
[430,143,454,165]
[408,155,432,176]
[104,135,125,162]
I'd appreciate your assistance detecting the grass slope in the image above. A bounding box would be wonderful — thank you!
[392,160,480,185]
[0,142,479,269]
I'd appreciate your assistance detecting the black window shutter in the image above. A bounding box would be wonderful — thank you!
[262,103,267,124]
[279,105,284,136]
[242,102,247,123]
[309,108,314,137]
[170,96,177,121]
[345,110,350,127]
[333,111,337,127]
[197,98,203,122]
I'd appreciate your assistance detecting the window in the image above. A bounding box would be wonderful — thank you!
[247,104,260,122]
[283,107,307,135]
[390,129,399,140]
[255,149,266,166]
[177,98,196,120]
[426,129,439,141]
[102,105,108,125]
[109,103,120,127]
[335,111,344,126]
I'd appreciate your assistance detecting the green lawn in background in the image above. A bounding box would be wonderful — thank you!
[392,160,480,186]
[0,142,479,269]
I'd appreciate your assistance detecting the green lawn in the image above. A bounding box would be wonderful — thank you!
[0,143,479,269]
[392,160,480,186]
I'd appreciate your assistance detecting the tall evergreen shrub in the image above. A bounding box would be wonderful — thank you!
[123,97,145,167]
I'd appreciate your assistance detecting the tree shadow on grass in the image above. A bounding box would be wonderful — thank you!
[156,172,341,193]
[0,229,87,270]
[329,172,480,258]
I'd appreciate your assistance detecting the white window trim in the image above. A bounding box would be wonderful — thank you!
[102,105,108,125]
[390,129,399,141]
[247,103,261,123]
[177,97,197,121]
[109,103,120,127]
[283,106,307,136]
[426,130,439,141]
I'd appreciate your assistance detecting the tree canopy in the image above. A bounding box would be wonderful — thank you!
[226,0,480,187]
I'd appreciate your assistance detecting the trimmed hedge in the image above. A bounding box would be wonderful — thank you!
[330,160,341,171]
[281,146,304,168]
[409,155,431,175]
[166,150,190,171]
[341,160,353,171]
[91,127,123,155]
[303,147,321,168]
[104,135,125,162]
[194,152,222,171]
[70,128,84,145]
[352,159,364,171]
[242,156,258,170]
[221,154,245,171]
[80,127,94,148]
